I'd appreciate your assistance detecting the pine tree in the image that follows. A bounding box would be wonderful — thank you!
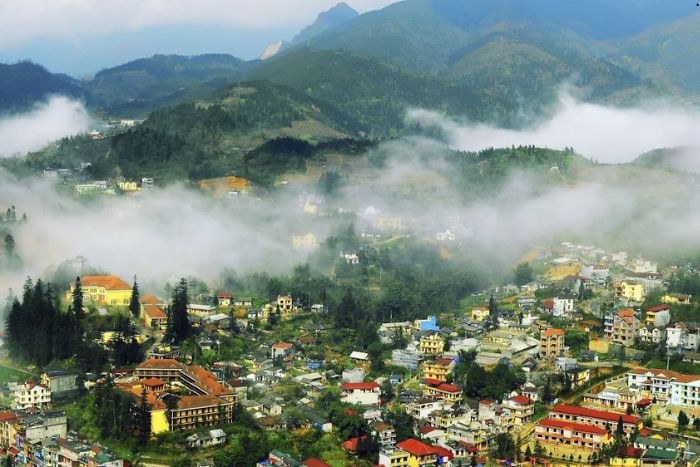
[129,276,141,318]
[136,391,151,445]
[4,234,15,257]
[166,278,191,344]
[679,410,690,430]
[72,276,84,322]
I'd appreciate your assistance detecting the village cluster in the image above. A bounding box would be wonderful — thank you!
[1,235,700,467]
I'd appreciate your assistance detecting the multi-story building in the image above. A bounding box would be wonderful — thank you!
[270,342,294,360]
[394,439,438,467]
[615,280,645,303]
[169,395,236,431]
[419,333,445,356]
[604,309,641,347]
[645,305,670,327]
[66,275,132,306]
[470,306,489,322]
[539,328,566,359]
[553,297,574,316]
[391,348,423,371]
[10,382,51,410]
[535,418,612,453]
[40,369,79,401]
[548,405,642,434]
[340,382,380,406]
[421,357,455,383]
[504,395,534,425]
[666,322,700,353]
[638,326,665,344]
[141,304,168,329]
[426,383,463,403]
[662,293,692,305]
[371,422,396,450]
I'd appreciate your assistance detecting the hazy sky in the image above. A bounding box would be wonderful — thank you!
[0,0,399,76]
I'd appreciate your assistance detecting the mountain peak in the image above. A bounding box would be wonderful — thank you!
[291,2,359,45]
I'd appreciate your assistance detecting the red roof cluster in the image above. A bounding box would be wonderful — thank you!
[551,405,640,424]
[341,382,379,391]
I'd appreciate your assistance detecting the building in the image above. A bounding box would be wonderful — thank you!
[539,328,566,360]
[292,233,318,250]
[217,292,233,307]
[141,304,168,329]
[391,348,423,371]
[504,395,534,425]
[548,405,642,434]
[638,326,665,344]
[553,297,574,316]
[40,369,79,401]
[186,428,227,449]
[422,358,455,383]
[371,422,396,450]
[10,382,51,410]
[615,280,645,303]
[271,342,294,360]
[605,309,641,347]
[470,307,489,322]
[426,382,463,402]
[169,395,236,431]
[535,418,612,454]
[340,382,380,406]
[67,275,131,306]
[419,333,445,356]
[415,315,440,332]
[645,305,671,327]
[394,439,438,467]
[662,293,692,305]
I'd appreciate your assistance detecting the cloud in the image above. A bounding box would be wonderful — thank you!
[0,97,91,157]
[0,0,398,51]
[408,92,700,163]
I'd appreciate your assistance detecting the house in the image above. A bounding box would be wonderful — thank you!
[392,348,423,371]
[233,297,253,308]
[539,328,566,360]
[470,307,489,322]
[142,304,168,330]
[40,369,79,401]
[186,429,227,448]
[371,422,396,449]
[349,351,369,363]
[187,304,215,318]
[342,367,365,384]
[340,382,380,406]
[302,459,331,467]
[66,276,131,306]
[422,357,455,383]
[504,395,534,425]
[553,297,574,316]
[415,315,440,332]
[394,439,438,467]
[271,342,294,360]
[565,366,591,388]
[10,382,51,409]
[638,325,665,344]
[426,382,463,402]
[615,280,645,303]
[217,292,233,307]
[662,293,692,305]
[604,309,641,347]
[339,251,360,264]
[292,233,317,250]
[420,333,445,356]
[645,305,671,327]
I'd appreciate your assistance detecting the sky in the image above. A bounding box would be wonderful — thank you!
[0,0,399,77]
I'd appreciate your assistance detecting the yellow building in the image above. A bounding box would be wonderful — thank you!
[117,180,139,191]
[615,280,645,302]
[378,448,410,467]
[142,305,168,330]
[395,439,438,467]
[0,413,18,448]
[470,306,490,322]
[169,395,235,431]
[292,233,318,250]
[421,358,454,382]
[67,275,132,306]
[419,334,445,356]
[662,293,692,305]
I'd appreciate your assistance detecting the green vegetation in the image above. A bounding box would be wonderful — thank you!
[0,61,84,112]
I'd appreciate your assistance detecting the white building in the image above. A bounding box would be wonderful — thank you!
[11,382,51,409]
[340,382,380,406]
[553,297,574,316]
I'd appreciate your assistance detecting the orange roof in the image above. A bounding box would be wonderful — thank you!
[551,405,640,424]
[145,305,167,319]
[177,394,227,410]
[341,382,379,391]
[141,294,163,305]
[303,459,331,467]
[509,395,532,405]
[272,342,294,349]
[141,377,165,387]
[341,436,366,452]
[138,358,184,370]
[435,383,461,393]
[79,275,131,291]
[543,328,565,337]
[396,439,436,457]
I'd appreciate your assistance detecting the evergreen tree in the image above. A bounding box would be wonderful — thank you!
[72,276,84,322]
[129,276,141,318]
[136,391,152,445]
[4,233,15,257]
[679,410,690,430]
[166,278,191,343]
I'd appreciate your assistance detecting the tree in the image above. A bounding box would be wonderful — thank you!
[514,263,533,286]
[129,276,141,318]
[679,410,690,430]
[381,379,395,403]
[524,445,532,460]
[491,433,516,460]
[166,278,191,344]
[693,417,700,431]
[72,276,84,322]
[4,233,15,257]
[542,377,554,404]
[135,391,152,445]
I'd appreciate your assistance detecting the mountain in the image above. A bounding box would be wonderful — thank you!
[26,80,366,183]
[260,41,288,60]
[610,13,700,96]
[85,54,249,117]
[243,48,510,136]
[631,146,700,174]
[291,2,359,45]
[0,61,84,113]
[294,0,693,102]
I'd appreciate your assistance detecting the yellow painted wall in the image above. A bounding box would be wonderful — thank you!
[151,409,169,435]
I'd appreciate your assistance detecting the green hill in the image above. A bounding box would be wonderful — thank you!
[85,54,249,117]
[0,61,84,112]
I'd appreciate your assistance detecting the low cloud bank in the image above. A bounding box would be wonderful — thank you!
[0,97,91,157]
